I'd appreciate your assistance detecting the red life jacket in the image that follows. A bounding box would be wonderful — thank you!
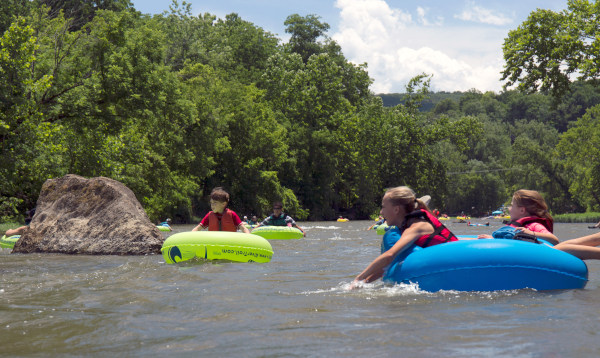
[402,209,458,248]
[208,209,237,232]
[507,216,553,233]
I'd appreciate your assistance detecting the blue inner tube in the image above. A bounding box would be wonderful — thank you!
[383,238,588,292]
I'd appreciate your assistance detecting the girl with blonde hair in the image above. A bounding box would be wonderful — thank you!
[354,186,457,284]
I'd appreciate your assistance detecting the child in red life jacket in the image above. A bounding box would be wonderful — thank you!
[353,186,457,285]
[478,189,559,245]
[192,187,250,233]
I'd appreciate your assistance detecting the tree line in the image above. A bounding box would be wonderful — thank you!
[1,0,599,223]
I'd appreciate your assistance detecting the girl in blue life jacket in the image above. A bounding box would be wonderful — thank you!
[353,186,457,285]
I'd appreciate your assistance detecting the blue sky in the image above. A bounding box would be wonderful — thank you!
[131,0,569,93]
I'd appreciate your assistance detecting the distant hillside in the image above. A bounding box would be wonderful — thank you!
[378,91,466,111]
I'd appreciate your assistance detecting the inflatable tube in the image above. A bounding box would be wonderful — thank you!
[384,239,588,292]
[0,235,20,249]
[161,231,273,264]
[337,218,349,222]
[251,226,303,240]
[157,225,171,232]
[375,223,394,235]
[456,235,478,239]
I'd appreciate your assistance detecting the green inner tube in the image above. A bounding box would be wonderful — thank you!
[161,231,273,264]
[0,235,20,249]
[250,226,303,240]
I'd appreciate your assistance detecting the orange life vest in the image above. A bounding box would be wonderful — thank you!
[402,209,458,248]
[208,209,237,232]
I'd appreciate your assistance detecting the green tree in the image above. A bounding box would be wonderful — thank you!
[556,104,600,211]
[0,16,53,219]
[38,0,134,30]
[284,14,330,63]
[0,0,30,34]
[505,120,574,212]
[502,0,600,98]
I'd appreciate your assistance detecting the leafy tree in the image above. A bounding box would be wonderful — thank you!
[506,120,574,212]
[37,0,134,30]
[556,104,600,211]
[213,13,280,83]
[0,16,53,218]
[0,0,30,35]
[502,0,600,98]
[284,14,330,63]
[432,98,459,116]
[553,80,600,131]
[160,1,217,72]
[445,160,506,216]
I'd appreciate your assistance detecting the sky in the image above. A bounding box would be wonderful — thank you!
[130,0,569,94]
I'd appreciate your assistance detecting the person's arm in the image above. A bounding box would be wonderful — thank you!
[192,213,210,231]
[293,223,306,236]
[516,225,559,245]
[354,221,432,284]
[238,223,250,234]
[5,226,27,236]
[256,216,272,228]
[286,216,306,236]
[230,211,249,234]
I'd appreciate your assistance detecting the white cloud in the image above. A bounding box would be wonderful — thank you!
[454,2,513,26]
[416,6,443,26]
[332,0,506,93]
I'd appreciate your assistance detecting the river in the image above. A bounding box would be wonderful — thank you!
[1,220,599,357]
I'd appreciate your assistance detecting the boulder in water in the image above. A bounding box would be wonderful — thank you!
[13,174,164,255]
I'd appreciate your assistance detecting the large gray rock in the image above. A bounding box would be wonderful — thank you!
[13,174,164,255]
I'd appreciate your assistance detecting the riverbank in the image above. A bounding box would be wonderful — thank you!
[554,212,600,223]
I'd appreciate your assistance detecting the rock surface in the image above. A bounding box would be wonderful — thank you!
[13,174,164,255]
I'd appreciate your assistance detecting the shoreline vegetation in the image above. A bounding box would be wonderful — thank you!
[553,213,600,224]
[3,2,600,223]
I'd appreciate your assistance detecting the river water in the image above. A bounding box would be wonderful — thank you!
[1,220,600,357]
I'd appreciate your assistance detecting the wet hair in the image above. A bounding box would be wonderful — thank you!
[512,189,553,225]
[25,208,36,225]
[210,187,230,203]
[272,201,283,209]
[384,186,430,213]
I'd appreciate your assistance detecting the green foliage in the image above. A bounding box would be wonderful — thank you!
[4,1,600,223]
[553,212,600,223]
[556,104,600,211]
[0,0,30,35]
[284,14,330,63]
[501,0,600,98]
